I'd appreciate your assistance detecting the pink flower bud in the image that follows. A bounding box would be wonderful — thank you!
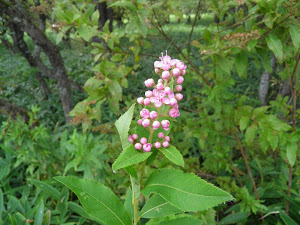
[175,93,183,101]
[176,76,184,84]
[158,79,164,84]
[140,137,147,145]
[152,121,160,130]
[142,119,150,127]
[137,97,144,104]
[140,108,150,119]
[145,90,153,98]
[176,61,185,70]
[135,143,142,150]
[154,142,161,149]
[158,132,164,139]
[143,143,152,152]
[161,120,170,129]
[162,141,169,148]
[154,61,162,68]
[162,63,171,71]
[162,71,170,79]
[181,70,186,76]
[164,87,172,95]
[155,68,160,74]
[175,85,182,92]
[157,83,164,90]
[169,108,180,118]
[144,98,151,106]
[172,68,181,77]
[132,134,138,140]
[138,119,143,125]
[170,98,178,106]
[144,78,154,87]
[163,127,169,131]
[128,137,134,143]
[170,59,178,66]
[150,111,158,119]
[164,136,170,142]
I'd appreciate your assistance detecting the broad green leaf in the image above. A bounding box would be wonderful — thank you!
[235,51,248,78]
[91,10,100,25]
[267,131,278,150]
[34,200,44,225]
[54,176,131,225]
[160,145,184,167]
[29,179,62,200]
[245,124,257,146]
[157,217,203,225]
[142,169,233,212]
[130,175,140,201]
[279,210,298,225]
[219,212,248,224]
[78,24,93,42]
[115,103,135,149]
[124,188,133,221]
[286,142,297,166]
[112,145,152,171]
[56,32,64,45]
[289,25,300,49]
[266,34,283,61]
[239,116,249,131]
[139,194,182,218]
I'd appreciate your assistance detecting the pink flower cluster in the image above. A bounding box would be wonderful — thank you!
[129,52,187,152]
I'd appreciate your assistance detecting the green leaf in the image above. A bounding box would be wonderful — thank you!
[78,24,92,42]
[91,10,100,25]
[115,103,135,149]
[245,124,257,146]
[157,217,203,225]
[267,131,278,150]
[0,188,3,218]
[235,51,248,78]
[289,25,300,49]
[42,210,51,225]
[29,179,62,200]
[56,32,64,45]
[139,194,182,218]
[219,212,248,224]
[279,210,298,225]
[160,145,184,167]
[110,1,137,11]
[34,200,44,225]
[68,202,93,220]
[266,34,283,61]
[142,169,233,212]
[286,142,297,166]
[112,145,152,171]
[124,188,133,221]
[239,116,250,131]
[54,176,131,225]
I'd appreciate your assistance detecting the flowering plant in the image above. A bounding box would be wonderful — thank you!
[54,53,233,225]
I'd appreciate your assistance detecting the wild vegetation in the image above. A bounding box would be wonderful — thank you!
[0,0,299,224]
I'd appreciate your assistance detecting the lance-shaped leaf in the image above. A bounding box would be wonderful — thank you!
[115,103,135,149]
[160,145,184,167]
[157,217,203,225]
[112,145,152,171]
[142,169,233,212]
[54,176,131,225]
[139,194,182,218]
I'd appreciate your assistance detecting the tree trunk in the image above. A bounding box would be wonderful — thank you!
[1,2,73,122]
[258,56,277,105]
